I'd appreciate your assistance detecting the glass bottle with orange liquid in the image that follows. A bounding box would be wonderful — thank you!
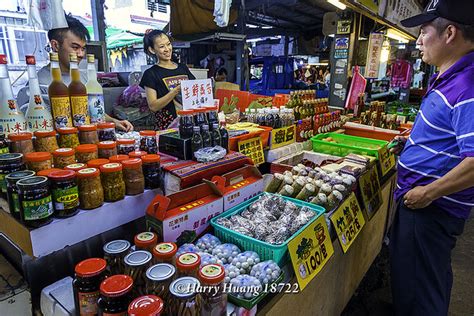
[68,53,89,127]
[48,52,72,129]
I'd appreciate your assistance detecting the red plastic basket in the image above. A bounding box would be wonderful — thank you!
[228,126,273,152]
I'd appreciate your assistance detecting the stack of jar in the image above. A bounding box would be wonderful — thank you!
[313,111,342,134]
[248,107,295,129]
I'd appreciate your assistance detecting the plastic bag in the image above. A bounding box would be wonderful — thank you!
[195,234,221,253]
[116,85,148,112]
[194,146,227,162]
[231,251,261,274]
[250,260,281,285]
[229,275,262,299]
[198,252,220,267]
[176,243,200,256]
[212,243,241,264]
[224,264,241,283]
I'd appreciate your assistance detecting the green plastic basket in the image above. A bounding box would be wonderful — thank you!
[310,132,389,158]
[210,193,325,267]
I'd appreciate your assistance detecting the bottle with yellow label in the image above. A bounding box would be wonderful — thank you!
[68,53,89,127]
[48,52,72,129]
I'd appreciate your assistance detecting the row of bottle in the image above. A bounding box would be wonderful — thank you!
[0,52,105,135]
[246,107,295,129]
[191,122,229,159]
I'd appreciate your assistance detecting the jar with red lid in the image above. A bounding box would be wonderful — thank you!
[75,144,98,163]
[37,168,62,177]
[128,295,164,316]
[53,148,76,168]
[34,130,58,153]
[73,258,107,316]
[134,232,158,252]
[117,138,135,155]
[128,150,147,159]
[57,127,80,148]
[98,141,117,159]
[100,163,125,202]
[198,264,227,316]
[8,132,34,156]
[97,122,116,142]
[77,168,104,210]
[78,124,99,144]
[139,130,157,154]
[87,158,109,169]
[97,274,133,316]
[152,242,177,265]
[48,170,79,217]
[25,152,52,172]
[142,154,160,189]
[108,155,129,164]
[178,110,194,139]
[64,163,87,172]
[122,158,144,195]
[176,252,201,278]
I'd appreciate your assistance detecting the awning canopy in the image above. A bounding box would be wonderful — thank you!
[86,26,143,50]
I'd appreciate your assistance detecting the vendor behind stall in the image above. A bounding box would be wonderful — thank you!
[139,29,196,130]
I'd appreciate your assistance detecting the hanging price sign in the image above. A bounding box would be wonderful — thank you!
[238,137,264,165]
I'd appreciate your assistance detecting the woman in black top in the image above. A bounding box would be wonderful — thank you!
[139,30,195,130]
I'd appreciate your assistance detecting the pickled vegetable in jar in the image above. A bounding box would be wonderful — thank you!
[128,295,164,316]
[34,130,58,153]
[73,258,107,316]
[134,232,158,252]
[64,163,87,173]
[37,168,62,177]
[128,150,148,159]
[176,253,201,278]
[178,110,194,139]
[77,168,104,210]
[97,122,116,142]
[100,163,125,202]
[198,264,227,316]
[53,148,76,168]
[98,275,133,316]
[87,158,109,169]
[48,170,79,218]
[139,130,157,154]
[6,170,35,220]
[145,263,176,304]
[142,154,160,190]
[117,138,135,155]
[103,240,131,275]
[8,132,34,156]
[78,124,99,144]
[168,277,202,316]
[152,242,177,265]
[25,152,52,172]
[122,158,144,195]
[98,141,117,159]
[17,176,53,228]
[57,127,80,148]
[109,155,129,164]
[0,153,25,199]
[75,144,98,163]
[124,250,153,297]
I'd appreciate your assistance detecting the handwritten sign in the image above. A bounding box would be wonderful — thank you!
[270,125,295,149]
[330,193,366,253]
[288,215,334,290]
[238,137,264,166]
[181,79,213,110]
[378,146,396,177]
[359,165,383,219]
[364,33,384,79]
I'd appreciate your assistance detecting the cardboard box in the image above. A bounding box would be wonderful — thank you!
[207,165,264,211]
[146,183,224,243]
[270,150,341,174]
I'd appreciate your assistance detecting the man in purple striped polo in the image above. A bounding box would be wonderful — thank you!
[389,0,474,314]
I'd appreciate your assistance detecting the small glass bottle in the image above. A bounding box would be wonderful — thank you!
[98,141,117,159]
[128,295,164,316]
[205,106,219,127]
[34,130,59,153]
[201,124,212,148]
[52,148,76,169]
[97,275,133,316]
[73,258,107,316]
[103,240,131,275]
[123,250,153,297]
[145,263,176,304]
[219,122,229,153]
[75,144,99,163]
[8,132,34,156]
[152,242,178,265]
[198,264,227,316]
[176,252,201,278]
[191,126,203,159]
[178,110,194,139]
[210,123,221,147]
[25,152,52,172]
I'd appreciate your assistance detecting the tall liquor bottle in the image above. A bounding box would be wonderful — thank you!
[25,55,53,132]
[85,54,105,123]
[48,52,72,128]
[68,53,89,126]
[0,54,27,134]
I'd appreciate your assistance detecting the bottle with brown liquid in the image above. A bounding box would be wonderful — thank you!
[68,53,89,127]
[48,52,72,129]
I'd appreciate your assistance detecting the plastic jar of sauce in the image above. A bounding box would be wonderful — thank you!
[99,163,125,202]
[48,170,79,218]
[53,148,76,169]
[8,132,34,156]
[124,250,153,297]
[117,139,136,155]
[77,168,104,210]
[198,264,227,316]
[25,152,52,172]
[5,170,35,220]
[78,124,99,144]
[122,158,144,195]
[152,242,177,265]
[73,258,107,316]
[57,127,80,148]
[37,168,62,177]
[142,154,160,190]
[98,141,117,159]
[97,275,133,316]
[103,240,131,275]
[134,232,158,252]
[17,176,53,228]
[87,158,109,169]
[139,131,157,154]
[34,130,58,153]
[128,295,164,316]
[128,150,148,159]
[108,155,130,164]
[97,122,116,142]
[75,144,98,163]
[0,153,25,199]
[176,253,201,278]
[145,264,176,305]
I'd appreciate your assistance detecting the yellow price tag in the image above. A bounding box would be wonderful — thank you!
[359,165,383,219]
[270,125,296,149]
[238,137,265,166]
[378,146,396,176]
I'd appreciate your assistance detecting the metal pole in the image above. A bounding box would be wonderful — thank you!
[90,0,106,42]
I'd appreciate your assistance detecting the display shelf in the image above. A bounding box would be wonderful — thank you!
[0,188,162,257]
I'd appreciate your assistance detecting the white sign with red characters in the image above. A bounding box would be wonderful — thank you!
[181,79,214,110]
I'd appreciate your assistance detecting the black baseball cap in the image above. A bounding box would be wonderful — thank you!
[401,0,474,27]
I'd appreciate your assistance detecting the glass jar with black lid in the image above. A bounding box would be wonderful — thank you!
[17,176,53,228]
[6,170,35,220]
[103,240,131,275]
[145,263,176,304]
[48,170,79,218]
[123,250,153,297]
[73,258,107,316]
[98,274,133,316]
[0,153,25,200]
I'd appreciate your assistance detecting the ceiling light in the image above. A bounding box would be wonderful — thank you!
[327,0,347,10]
[386,29,409,43]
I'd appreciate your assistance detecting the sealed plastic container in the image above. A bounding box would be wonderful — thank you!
[98,141,117,159]
[77,168,104,210]
[87,158,109,169]
[5,170,35,220]
[145,263,176,304]
[25,152,52,172]
[139,130,157,154]
[99,163,125,202]
[142,154,160,190]
[78,124,99,144]
[178,110,194,139]
[75,144,98,163]
[198,264,227,316]
[73,258,107,316]
[37,168,62,177]
[117,138,135,155]
[57,127,80,148]
[8,132,34,155]
[103,240,131,275]
[49,170,79,218]
[176,253,201,278]
[152,242,177,265]
[52,148,76,169]
[128,295,164,316]
[34,130,58,153]
[109,155,130,164]
[168,277,201,316]
[122,158,144,195]
[134,232,158,252]
[64,163,87,172]
[97,275,133,315]
[97,122,116,142]
[128,150,148,159]
[17,176,53,228]
[0,153,25,199]
[124,250,153,297]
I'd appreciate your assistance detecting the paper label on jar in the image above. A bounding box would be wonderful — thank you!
[12,192,20,214]
[52,185,79,210]
[70,96,90,126]
[77,291,99,315]
[88,94,105,124]
[50,96,72,128]
[0,174,6,193]
[156,243,174,254]
[179,253,199,265]
[22,195,53,220]
[201,264,223,277]
[137,232,155,242]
